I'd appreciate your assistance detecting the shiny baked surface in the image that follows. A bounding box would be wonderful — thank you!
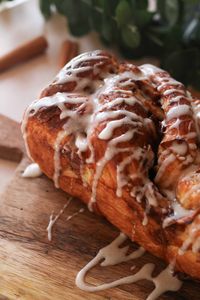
[22,50,200,279]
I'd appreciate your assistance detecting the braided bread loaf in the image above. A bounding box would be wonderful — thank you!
[22,50,200,279]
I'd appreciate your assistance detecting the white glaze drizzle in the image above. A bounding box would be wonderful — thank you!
[22,52,200,248]
[55,50,109,86]
[157,79,182,91]
[53,131,68,188]
[22,163,42,178]
[21,57,199,294]
[170,140,188,156]
[89,126,153,211]
[86,69,157,209]
[178,217,200,255]
[163,89,185,96]
[139,64,163,76]
[147,264,182,300]
[116,153,136,197]
[142,213,149,226]
[75,233,182,299]
[131,181,158,208]
[100,95,139,111]
[155,153,176,183]
[66,208,84,221]
[89,143,131,211]
[22,55,160,215]
[167,118,181,131]
[166,104,191,121]
[98,117,139,140]
[169,95,185,103]
[163,202,194,228]
[46,198,72,241]
[22,52,159,214]
[140,63,199,218]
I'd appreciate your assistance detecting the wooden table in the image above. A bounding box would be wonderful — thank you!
[1,1,200,299]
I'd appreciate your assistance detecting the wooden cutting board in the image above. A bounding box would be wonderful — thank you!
[0,114,200,300]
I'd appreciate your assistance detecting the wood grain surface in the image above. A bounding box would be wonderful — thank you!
[0,113,200,300]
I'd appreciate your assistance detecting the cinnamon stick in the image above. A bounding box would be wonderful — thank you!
[59,40,79,68]
[0,36,48,72]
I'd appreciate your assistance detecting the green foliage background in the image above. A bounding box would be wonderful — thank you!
[1,0,200,89]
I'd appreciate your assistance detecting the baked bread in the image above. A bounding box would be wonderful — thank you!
[22,50,200,280]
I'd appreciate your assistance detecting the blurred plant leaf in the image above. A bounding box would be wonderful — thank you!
[39,0,52,19]
[121,24,140,48]
[162,48,200,86]
[130,0,148,10]
[165,0,180,27]
[134,10,154,27]
[157,0,180,27]
[5,0,200,90]
[183,15,200,46]
[115,0,131,27]
[54,0,91,36]
[101,15,114,42]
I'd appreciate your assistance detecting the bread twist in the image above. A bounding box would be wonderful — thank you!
[22,50,200,279]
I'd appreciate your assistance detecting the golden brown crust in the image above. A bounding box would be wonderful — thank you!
[23,50,200,280]
[26,116,165,256]
[26,115,200,279]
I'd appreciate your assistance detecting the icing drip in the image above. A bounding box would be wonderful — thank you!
[116,153,136,197]
[22,163,42,178]
[163,89,184,96]
[87,74,157,209]
[89,128,154,210]
[157,79,182,91]
[163,202,194,228]
[142,213,149,226]
[22,56,200,296]
[170,140,188,156]
[102,71,145,93]
[89,143,132,211]
[155,153,176,183]
[139,64,163,76]
[140,64,199,205]
[98,117,140,140]
[55,50,110,86]
[166,104,191,121]
[131,181,158,207]
[95,109,145,127]
[66,208,84,221]
[100,96,139,111]
[22,52,161,214]
[169,95,185,103]
[22,52,200,247]
[46,198,72,241]
[179,216,200,255]
[147,265,182,300]
[22,54,161,214]
[76,233,182,299]
[53,131,68,188]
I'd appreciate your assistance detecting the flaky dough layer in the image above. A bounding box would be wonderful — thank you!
[23,50,200,279]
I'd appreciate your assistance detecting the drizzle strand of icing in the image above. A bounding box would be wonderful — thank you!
[76,233,182,299]
[22,163,42,178]
[46,197,72,241]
